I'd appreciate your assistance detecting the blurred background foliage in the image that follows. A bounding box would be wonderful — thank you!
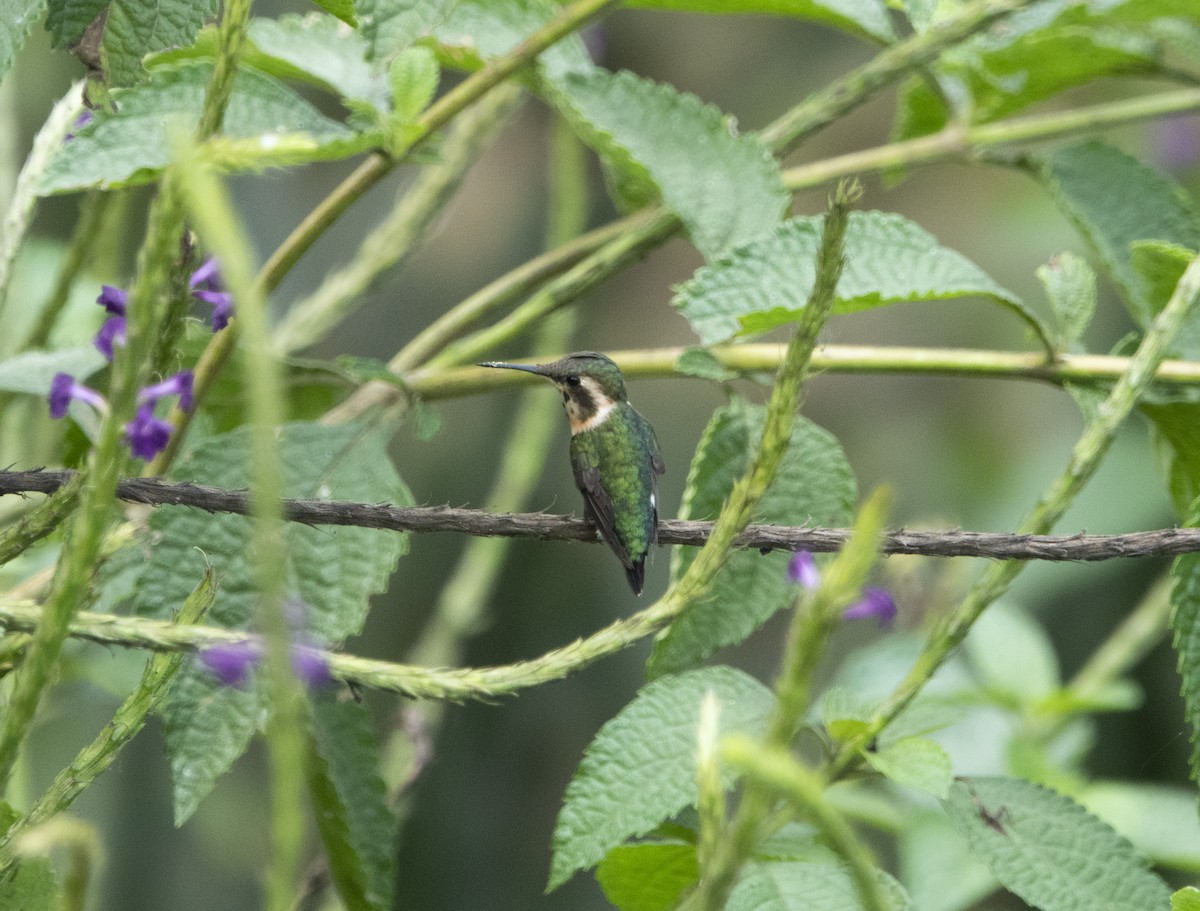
[3,1,1199,908]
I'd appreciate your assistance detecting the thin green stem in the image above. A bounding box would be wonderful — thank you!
[721,739,889,911]
[828,251,1200,779]
[274,83,525,355]
[0,573,215,870]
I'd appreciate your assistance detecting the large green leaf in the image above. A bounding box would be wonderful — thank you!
[1,0,45,85]
[433,0,592,81]
[548,666,773,890]
[942,776,1171,911]
[39,60,354,193]
[135,421,410,824]
[1083,782,1200,872]
[560,68,787,261]
[596,842,699,911]
[674,210,1025,346]
[46,0,218,85]
[648,399,856,677]
[358,0,452,61]
[625,0,893,42]
[309,696,398,911]
[1030,141,1200,325]
[727,860,911,911]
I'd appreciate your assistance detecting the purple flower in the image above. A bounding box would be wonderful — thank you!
[48,373,106,419]
[198,639,262,687]
[190,257,233,332]
[291,645,332,688]
[96,285,128,315]
[95,315,127,359]
[787,551,820,589]
[65,110,93,142]
[124,403,172,460]
[842,587,897,629]
[138,371,194,413]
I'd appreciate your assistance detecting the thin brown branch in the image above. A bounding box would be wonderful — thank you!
[0,470,1188,562]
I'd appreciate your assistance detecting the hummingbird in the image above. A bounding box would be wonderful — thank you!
[478,352,665,595]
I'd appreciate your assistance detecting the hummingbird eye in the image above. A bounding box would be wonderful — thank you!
[566,375,581,387]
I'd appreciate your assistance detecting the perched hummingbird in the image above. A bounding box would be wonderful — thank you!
[479,352,665,595]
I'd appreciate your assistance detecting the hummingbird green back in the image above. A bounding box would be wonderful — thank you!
[478,352,665,594]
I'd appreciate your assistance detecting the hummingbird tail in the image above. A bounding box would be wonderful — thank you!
[625,559,646,596]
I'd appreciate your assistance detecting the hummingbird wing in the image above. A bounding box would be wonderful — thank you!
[570,450,632,571]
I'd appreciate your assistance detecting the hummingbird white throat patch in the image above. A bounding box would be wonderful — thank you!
[565,376,617,433]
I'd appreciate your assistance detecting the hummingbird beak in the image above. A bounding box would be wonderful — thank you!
[477,361,547,375]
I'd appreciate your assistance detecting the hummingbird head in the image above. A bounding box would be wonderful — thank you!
[478,351,627,433]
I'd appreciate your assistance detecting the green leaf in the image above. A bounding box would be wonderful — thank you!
[433,0,592,81]
[1143,401,1200,517]
[137,421,410,824]
[1172,550,1200,788]
[964,601,1060,703]
[1,0,45,85]
[0,346,106,394]
[308,0,356,26]
[649,399,856,677]
[1083,781,1200,872]
[1175,887,1200,911]
[820,686,873,742]
[942,776,1171,911]
[47,0,219,86]
[727,860,911,911]
[560,68,787,261]
[624,0,894,42]
[674,211,1026,345]
[309,696,398,911]
[1037,252,1096,351]
[674,347,737,382]
[899,810,996,911]
[596,843,699,911]
[39,60,353,194]
[358,0,450,61]
[548,666,773,890]
[865,736,953,798]
[1031,141,1200,325]
[246,13,389,110]
[0,856,59,911]
[389,45,439,121]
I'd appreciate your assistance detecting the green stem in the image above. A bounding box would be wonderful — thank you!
[404,342,1200,401]
[829,251,1200,779]
[0,573,215,870]
[0,475,84,569]
[721,739,888,911]
[274,83,525,355]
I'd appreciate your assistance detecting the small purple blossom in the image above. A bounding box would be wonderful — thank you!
[198,639,262,687]
[97,285,128,315]
[842,587,897,629]
[190,257,233,332]
[291,645,332,688]
[787,551,820,589]
[48,373,106,419]
[65,110,93,142]
[124,403,172,460]
[95,315,127,359]
[138,371,194,413]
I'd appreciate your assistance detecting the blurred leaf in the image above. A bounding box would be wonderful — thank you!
[965,602,1061,703]
[0,856,59,910]
[560,68,787,260]
[1,0,44,85]
[0,346,106,394]
[865,736,953,798]
[1176,887,1200,911]
[46,0,219,85]
[39,61,353,193]
[899,810,996,911]
[674,211,1028,344]
[358,0,450,61]
[389,45,439,120]
[649,399,856,677]
[1030,141,1200,325]
[308,0,356,25]
[596,842,698,911]
[1037,252,1096,351]
[1172,550,1200,790]
[942,776,1171,911]
[625,0,894,43]
[1142,401,1200,518]
[137,421,410,824]
[309,696,398,911]
[1083,782,1200,872]
[548,666,773,890]
[727,860,911,911]
[674,347,737,382]
[434,0,592,81]
[821,686,873,743]
[246,13,389,110]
